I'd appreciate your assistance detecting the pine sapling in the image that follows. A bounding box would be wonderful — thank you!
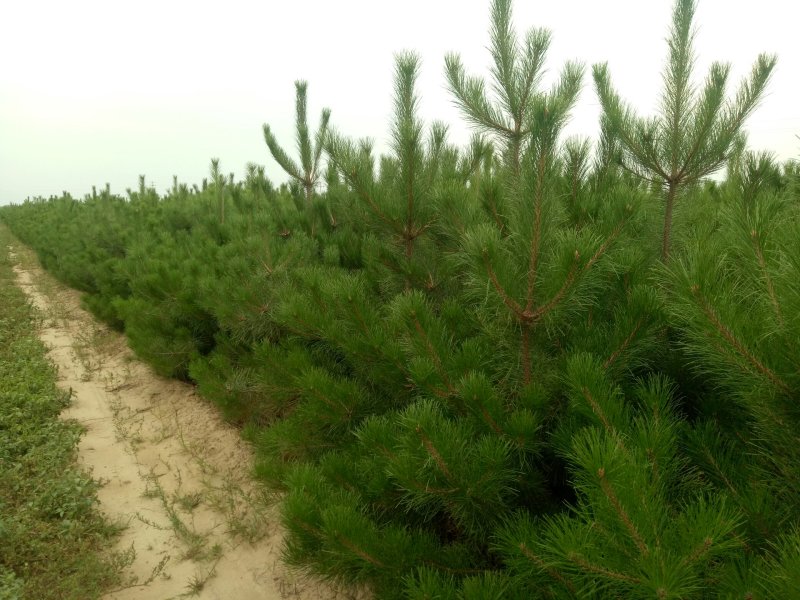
[263,81,331,208]
[593,0,776,260]
[326,52,453,293]
[445,0,558,175]
[210,158,225,224]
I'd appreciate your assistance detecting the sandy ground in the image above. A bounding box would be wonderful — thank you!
[7,243,361,600]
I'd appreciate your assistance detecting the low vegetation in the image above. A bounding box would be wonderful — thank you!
[2,0,800,597]
[0,226,122,599]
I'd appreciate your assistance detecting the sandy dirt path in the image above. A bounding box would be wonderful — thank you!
[7,243,360,600]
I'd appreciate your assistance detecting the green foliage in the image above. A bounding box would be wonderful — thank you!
[500,363,744,598]
[1,0,798,597]
[663,169,800,543]
[593,0,777,259]
[263,80,331,208]
[445,0,585,177]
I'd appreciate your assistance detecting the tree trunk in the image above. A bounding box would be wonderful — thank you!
[661,181,677,261]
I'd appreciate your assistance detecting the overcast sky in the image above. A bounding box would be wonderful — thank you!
[2,0,798,205]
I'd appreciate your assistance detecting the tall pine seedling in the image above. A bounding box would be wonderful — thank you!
[593,0,776,259]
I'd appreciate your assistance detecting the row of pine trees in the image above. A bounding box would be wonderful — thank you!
[3,1,800,597]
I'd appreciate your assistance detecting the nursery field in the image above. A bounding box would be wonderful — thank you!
[3,0,800,598]
[1,224,358,599]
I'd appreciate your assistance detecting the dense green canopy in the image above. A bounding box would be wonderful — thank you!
[2,0,798,597]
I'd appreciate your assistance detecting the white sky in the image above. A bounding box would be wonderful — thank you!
[1,0,798,205]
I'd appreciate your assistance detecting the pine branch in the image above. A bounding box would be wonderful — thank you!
[597,467,649,556]
[444,54,515,136]
[678,62,729,178]
[750,230,785,328]
[680,537,713,567]
[603,318,645,370]
[581,386,616,437]
[529,250,580,323]
[263,124,304,182]
[566,552,642,584]
[326,133,398,231]
[518,543,577,593]
[690,284,790,394]
[489,0,521,119]
[517,29,550,119]
[333,533,387,568]
[415,425,454,481]
[392,52,425,260]
[721,53,778,140]
[295,80,313,176]
[593,0,775,258]
[313,108,332,177]
[660,0,696,168]
[482,253,525,319]
[410,313,454,395]
[525,151,547,311]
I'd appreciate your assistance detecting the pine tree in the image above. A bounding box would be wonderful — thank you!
[445,0,563,175]
[326,51,472,295]
[272,4,647,597]
[262,81,331,208]
[210,157,226,224]
[663,160,800,543]
[5,0,800,597]
[446,0,634,387]
[593,0,776,260]
[497,358,744,598]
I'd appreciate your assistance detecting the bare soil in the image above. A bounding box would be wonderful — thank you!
[8,245,361,600]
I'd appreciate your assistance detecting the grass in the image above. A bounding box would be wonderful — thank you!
[175,424,273,544]
[0,224,124,599]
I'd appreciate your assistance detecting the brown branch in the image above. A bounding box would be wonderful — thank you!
[581,387,615,436]
[662,181,678,261]
[480,407,505,435]
[615,124,670,182]
[751,231,784,328]
[374,442,398,461]
[345,169,399,232]
[416,426,453,480]
[411,313,454,394]
[525,152,547,311]
[680,537,713,567]
[522,325,532,385]
[571,165,580,210]
[700,443,746,507]
[405,149,415,260]
[529,251,580,323]
[567,552,642,584]
[691,285,790,394]
[307,386,351,419]
[483,254,525,318]
[335,534,386,568]
[678,123,715,182]
[603,318,644,370]
[484,189,507,234]
[584,217,627,274]
[519,543,577,593]
[453,90,517,137]
[597,468,649,557]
